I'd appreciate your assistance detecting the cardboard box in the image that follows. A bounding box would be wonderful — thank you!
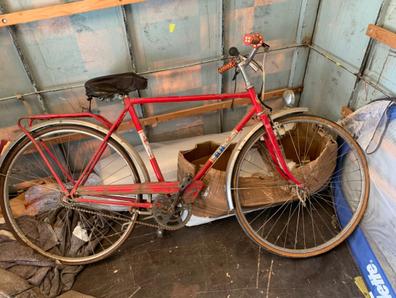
[178,141,233,217]
[178,124,337,217]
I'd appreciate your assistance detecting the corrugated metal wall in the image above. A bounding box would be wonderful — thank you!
[351,0,396,107]
[300,0,396,120]
[0,0,320,143]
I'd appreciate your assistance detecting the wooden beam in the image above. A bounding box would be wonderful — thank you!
[341,106,353,118]
[366,24,396,49]
[0,0,144,28]
[118,87,303,131]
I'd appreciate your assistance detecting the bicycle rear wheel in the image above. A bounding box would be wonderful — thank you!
[229,115,369,258]
[0,123,144,264]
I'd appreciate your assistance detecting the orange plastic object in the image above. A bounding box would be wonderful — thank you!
[218,59,237,74]
[243,32,264,48]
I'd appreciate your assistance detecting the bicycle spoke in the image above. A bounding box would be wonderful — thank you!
[0,125,141,264]
[232,115,368,256]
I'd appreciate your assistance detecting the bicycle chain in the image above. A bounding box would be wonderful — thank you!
[58,175,195,231]
[63,202,177,230]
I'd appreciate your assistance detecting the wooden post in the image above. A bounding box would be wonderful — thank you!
[341,106,353,118]
[0,0,144,28]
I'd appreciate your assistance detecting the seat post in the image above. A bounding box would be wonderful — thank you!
[87,97,93,112]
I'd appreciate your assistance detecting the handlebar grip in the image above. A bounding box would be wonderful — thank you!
[243,33,264,48]
[218,59,237,74]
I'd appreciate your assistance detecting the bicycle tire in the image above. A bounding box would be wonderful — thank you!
[229,114,369,258]
[0,123,145,264]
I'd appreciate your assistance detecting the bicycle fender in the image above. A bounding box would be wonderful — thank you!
[225,107,308,211]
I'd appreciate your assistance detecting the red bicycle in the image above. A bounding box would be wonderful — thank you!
[0,33,369,264]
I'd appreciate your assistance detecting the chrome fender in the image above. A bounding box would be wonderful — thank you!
[225,107,308,210]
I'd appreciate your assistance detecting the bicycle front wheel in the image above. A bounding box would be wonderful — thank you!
[0,123,144,264]
[230,115,369,258]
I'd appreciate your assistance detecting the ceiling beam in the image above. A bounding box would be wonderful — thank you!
[0,0,143,28]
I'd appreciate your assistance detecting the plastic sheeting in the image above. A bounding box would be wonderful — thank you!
[341,100,396,291]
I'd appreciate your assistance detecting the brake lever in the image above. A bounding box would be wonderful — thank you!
[262,42,270,52]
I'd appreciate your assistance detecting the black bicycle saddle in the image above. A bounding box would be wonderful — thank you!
[85,72,147,99]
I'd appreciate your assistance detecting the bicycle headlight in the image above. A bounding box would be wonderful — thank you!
[282,90,296,107]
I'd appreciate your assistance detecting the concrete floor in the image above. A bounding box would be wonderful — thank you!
[73,216,362,298]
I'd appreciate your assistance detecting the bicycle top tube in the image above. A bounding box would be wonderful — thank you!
[125,92,252,105]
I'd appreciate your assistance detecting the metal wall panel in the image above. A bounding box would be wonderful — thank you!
[312,0,383,68]
[300,50,357,120]
[125,0,223,141]
[223,0,308,96]
[288,0,320,87]
[126,0,222,72]
[12,8,132,89]
[225,0,304,49]
[0,0,319,143]
[0,25,42,131]
[351,46,396,108]
[351,0,396,108]
[222,0,320,131]
[300,0,384,120]
[0,29,33,97]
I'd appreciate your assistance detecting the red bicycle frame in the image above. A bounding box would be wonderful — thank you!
[17,86,301,209]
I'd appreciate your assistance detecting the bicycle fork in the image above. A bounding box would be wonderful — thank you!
[247,87,302,188]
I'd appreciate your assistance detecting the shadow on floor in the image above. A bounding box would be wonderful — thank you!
[73,216,362,298]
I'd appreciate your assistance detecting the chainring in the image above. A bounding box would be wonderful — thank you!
[152,195,192,230]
